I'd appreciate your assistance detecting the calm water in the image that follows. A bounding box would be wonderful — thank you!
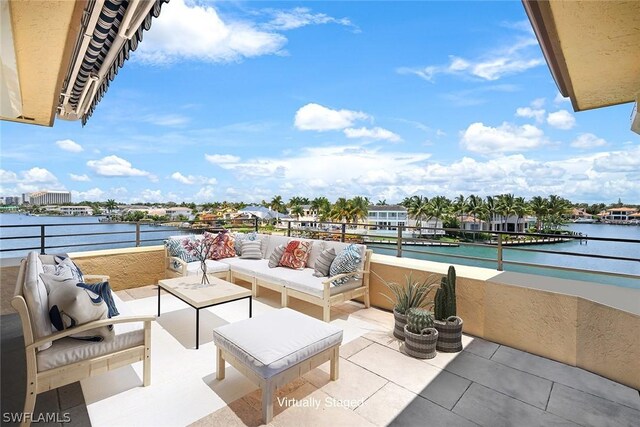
[1,214,638,289]
[0,214,185,258]
[371,223,640,289]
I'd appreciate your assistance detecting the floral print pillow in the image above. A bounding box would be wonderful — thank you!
[279,240,312,270]
[209,231,236,260]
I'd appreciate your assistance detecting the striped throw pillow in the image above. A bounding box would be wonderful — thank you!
[329,244,362,286]
[268,244,286,268]
[313,248,337,277]
[240,240,262,259]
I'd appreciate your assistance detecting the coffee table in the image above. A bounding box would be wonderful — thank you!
[157,275,252,349]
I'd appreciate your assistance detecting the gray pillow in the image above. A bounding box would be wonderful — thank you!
[268,244,286,268]
[313,248,337,277]
[240,240,262,259]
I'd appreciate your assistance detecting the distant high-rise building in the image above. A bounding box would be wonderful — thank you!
[28,191,72,206]
[1,196,21,205]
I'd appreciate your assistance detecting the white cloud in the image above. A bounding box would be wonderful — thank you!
[71,188,105,201]
[87,155,151,178]
[343,127,401,142]
[23,167,59,183]
[441,84,519,107]
[205,154,241,165]
[516,107,545,123]
[399,38,543,82]
[194,186,216,201]
[571,133,607,149]
[294,103,369,131]
[554,92,570,104]
[69,173,91,182]
[142,114,190,126]
[460,122,547,154]
[0,167,64,195]
[55,139,83,153]
[547,110,576,130]
[136,0,286,64]
[530,98,545,109]
[0,169,18,183]
[264,7,356,31]
[171,172,217,185]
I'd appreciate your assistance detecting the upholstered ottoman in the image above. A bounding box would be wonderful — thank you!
[213,308,343,423]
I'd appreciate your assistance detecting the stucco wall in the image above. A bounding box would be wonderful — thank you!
[68,246,166,291]
[368,254,640,389]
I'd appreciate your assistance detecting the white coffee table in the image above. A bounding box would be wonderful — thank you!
[157,275,252,349]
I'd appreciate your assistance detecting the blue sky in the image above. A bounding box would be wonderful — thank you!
[1,0,638,205]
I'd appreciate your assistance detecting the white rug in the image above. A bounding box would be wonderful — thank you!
[81,294,381,427]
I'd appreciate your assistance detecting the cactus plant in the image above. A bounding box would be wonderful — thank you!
[406,308,434,334]
[434,266,457,321]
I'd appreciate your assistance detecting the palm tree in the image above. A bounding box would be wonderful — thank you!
[485,196,497,231]
[331,198,351,223]
[406,196,430,232]
[348,196,370,225]
[496,194,517,232]
[513,196,529,232]
[377,199,387,206]
[104,199,117,213]
[290,204,304,221]
[453,194,468,227]
[528,196,548,231]
[269,195,285,213]
[426,196,451,230]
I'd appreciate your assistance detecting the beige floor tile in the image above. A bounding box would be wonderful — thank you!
[340,336,374,359]
[270,384,376,427]
[348,307,395,329]
[242,378,311,416]
[114,289,134,302]
[355,381,418,426]
[304,358,388,405]
[189,397,264,427]
[125,284,158,299]
[361,329,403,352]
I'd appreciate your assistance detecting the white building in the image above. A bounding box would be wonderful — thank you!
[59,205,93,216]
[26,190,71,205]
[459,215,488,231]
[488,215,536,232]
[599,207,638,222]
[367,205,408,231]
[286,205,319,227]
[166,207,194,220]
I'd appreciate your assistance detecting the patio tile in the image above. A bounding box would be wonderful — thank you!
[63,403,92,427]
[339,336,374,359]
[125,284,158,299]
[355,382,418,427]
[388,395,477,427]
[463,336,500,359]
[349,343,470,409]
[453,383,578,427]
[362,329,403,352]
[190,398,263,427]
[304,358,388,405]
[114,289,134,302]
[546,383,640,427]
[57,382,85,410]
[491,346,640,410]
[269,383,376,427]
[444,351,552,409]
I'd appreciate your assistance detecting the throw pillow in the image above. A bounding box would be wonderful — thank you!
[48,278,113,341]
[279,240,312,270]
[165,238,199,262]
[76,281,120,318]
[313,248,337,277]
[40,264,75,293]
[54,256,84,282]
[240,240,262,259]
[209,231,236,260]
[233,232,246,255]
[268,244,286,268]
[329,244,362,286]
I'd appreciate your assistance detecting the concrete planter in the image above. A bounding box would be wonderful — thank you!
[403,325,438,359]
[434,316,463,352]
[393,309,407,340]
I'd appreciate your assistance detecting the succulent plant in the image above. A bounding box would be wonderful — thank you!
[406,307,434,334]
[434,265,457,321]
[378,272,438,315]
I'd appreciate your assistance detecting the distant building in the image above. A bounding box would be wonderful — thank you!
[286,204,319,227]
[569,208,593,220]
[166,207,194,220]
[59,205,92,216]
[598,207,638,222]
[27,191,71,205]
[367,205,408,231]
[488,215,536,232]
[1,196,21,205]
[459,215,488,231]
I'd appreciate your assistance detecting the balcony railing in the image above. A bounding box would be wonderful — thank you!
[1,218,638,286]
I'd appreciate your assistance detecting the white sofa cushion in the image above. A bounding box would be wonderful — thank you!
[218,257,269,277]
[23,252,53,351]
[267,267,362,297]
[212,308,342,379]
[184,259,229,275]
[36,293,144,372]
[262,235,290,260]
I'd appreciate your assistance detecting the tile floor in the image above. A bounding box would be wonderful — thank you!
[2,284,638,427]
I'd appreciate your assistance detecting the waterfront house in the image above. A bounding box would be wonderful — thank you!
[58,205,93,216]
[459,215,488,231]
[569,208,593,221]
[165,207,194,221]
[283,204,320,227]
[598,207,639,223]
[488,214,536,233]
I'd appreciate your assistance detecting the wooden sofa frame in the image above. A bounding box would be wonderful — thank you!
[11,258,154,427]
[230,249,373,322]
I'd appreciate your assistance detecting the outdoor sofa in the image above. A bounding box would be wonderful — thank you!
[164,233,372,321]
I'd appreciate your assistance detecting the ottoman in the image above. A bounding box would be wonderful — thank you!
[213,308,343,423]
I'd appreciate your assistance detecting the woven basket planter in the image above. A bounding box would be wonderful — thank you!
[434,316,463,353]
[393,309,407,340]
[403,326,438,359]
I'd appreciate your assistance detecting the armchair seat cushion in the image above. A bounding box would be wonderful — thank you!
[36,293,143,372]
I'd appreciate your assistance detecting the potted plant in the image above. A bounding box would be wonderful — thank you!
[403,308,438,359]
[433,266,463,352]
[379,272,437,340]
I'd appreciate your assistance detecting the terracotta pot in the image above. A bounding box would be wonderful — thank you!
[393,309,407,340]
[434,316,463,352]
[403,326,438,359]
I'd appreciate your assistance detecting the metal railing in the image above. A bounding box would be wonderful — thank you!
[1,218,638,284]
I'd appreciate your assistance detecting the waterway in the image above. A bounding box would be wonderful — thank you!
[1,214,638,289]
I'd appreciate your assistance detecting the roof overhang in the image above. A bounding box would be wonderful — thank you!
[0,0,167,127]
[523,0,640,112]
